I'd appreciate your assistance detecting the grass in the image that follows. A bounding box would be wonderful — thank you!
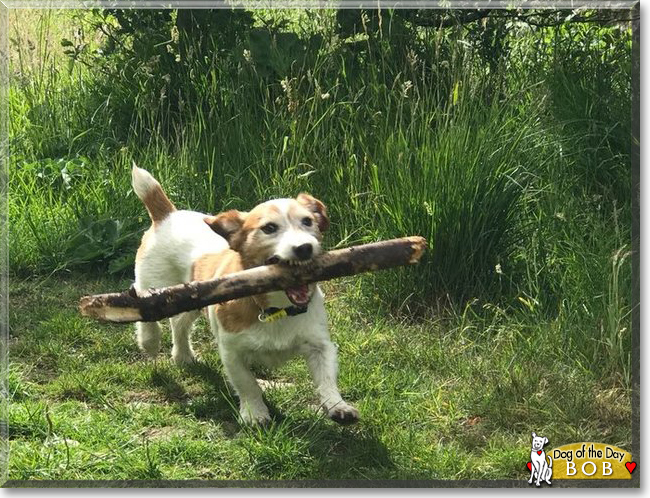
[7,275,631,481]
[5,8,634,483]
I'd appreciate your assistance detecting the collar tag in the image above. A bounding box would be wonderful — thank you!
[258,309,288,323]
[258,306,308,323]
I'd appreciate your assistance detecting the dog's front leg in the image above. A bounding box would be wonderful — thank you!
[534,462,542,487]
[302,340,359,424]
[219,346,270,425]
[528,462,535,484]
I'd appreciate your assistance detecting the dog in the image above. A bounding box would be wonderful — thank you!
[528,432,552,486]
[131,165,359,426]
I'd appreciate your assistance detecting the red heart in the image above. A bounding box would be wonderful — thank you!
[537,450,542,455]
[625,462,636,474]
[527,462,532,471]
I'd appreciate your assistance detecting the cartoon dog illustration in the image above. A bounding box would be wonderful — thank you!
[528,432,552,486]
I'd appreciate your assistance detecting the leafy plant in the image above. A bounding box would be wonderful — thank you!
[64,216,137,273]
[22,157,88,192]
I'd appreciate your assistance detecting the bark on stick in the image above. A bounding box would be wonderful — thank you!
[79,236,426,323]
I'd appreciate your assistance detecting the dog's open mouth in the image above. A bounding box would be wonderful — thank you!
[285,285,312,307]
[263,257,313,306]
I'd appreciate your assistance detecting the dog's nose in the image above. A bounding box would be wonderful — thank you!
[293,243,313,260]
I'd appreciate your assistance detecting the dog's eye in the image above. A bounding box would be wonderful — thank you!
[301,217,313,227]
[261,223,278,235]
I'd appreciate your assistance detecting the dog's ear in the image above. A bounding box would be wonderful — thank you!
[204,210,246,250]
[544,437,548,445]
[532,432,537,438]
[297,193,329,232]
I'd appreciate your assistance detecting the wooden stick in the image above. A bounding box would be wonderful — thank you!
[79,236,427,323]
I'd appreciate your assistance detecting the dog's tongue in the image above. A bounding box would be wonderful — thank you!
[286,285,310,306]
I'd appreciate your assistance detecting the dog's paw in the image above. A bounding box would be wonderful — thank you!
[138,335,161,358]
[239,404,271,426]
[172,348,197,366]
[327,402,359,425]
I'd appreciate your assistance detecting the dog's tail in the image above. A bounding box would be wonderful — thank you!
[131,162,176,224]
[547,455,552,468]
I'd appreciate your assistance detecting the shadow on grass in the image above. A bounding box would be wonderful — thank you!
[148,361,241,435]
[150,368,190,403]
[239,415,396,480]
[7,421,49,441]
[308,424,396,479]
[149,360,397,478]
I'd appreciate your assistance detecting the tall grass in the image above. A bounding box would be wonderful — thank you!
[8,10,632,384]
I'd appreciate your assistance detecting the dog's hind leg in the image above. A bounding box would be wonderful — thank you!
[136,321,163,358]
[170,311,200,365]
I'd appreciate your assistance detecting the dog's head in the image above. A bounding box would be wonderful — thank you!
[204,194,329,306]
[531,432,548,451]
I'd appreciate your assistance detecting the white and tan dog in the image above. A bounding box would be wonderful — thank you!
[131,165,359,426]
[528,432,552,486]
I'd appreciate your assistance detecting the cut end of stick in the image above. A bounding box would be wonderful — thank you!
[79,296,143,323]
[408,236,427,264]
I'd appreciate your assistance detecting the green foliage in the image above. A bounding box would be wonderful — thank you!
[65,216,136,273]
[545,23,632,201]
[21,157,88,192]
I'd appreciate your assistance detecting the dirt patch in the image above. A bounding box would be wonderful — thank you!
[141,426,184,440]
[123,390,165,407]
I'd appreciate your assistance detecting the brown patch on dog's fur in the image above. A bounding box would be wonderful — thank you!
[192,250,230,282]
[236,211,272,269]
[206,205,281,268]
[142,183,176,224]
[287,201,322,241]
[191,250,266,333]
[135,228,153,265]
[215,297,261,333]
[297,193,329,232]
[204,210,246,249]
